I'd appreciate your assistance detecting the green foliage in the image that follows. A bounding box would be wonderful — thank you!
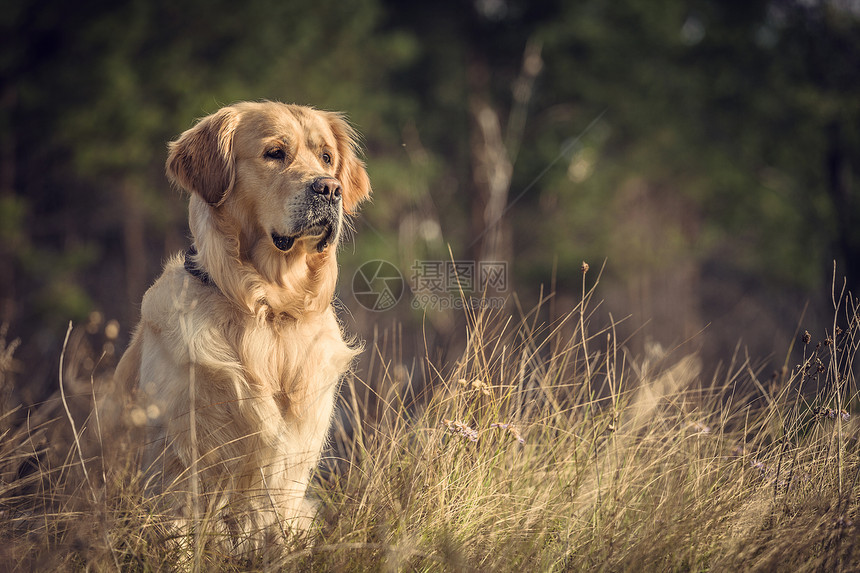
[508,0,858,294]
[0,195,27,245]
[2,0,860,439]
[1,0,417,338]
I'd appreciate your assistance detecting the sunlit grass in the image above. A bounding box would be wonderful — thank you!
[1,278,858,571]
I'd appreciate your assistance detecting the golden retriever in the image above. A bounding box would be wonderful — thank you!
[114,101,370,546]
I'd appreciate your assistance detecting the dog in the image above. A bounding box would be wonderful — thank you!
[114,101,370,545]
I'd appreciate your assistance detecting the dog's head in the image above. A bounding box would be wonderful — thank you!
[166,101,371,258]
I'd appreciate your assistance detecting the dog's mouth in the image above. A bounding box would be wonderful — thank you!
[272,220,336,254]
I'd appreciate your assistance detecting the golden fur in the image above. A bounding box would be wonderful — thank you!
[114,101,370,545]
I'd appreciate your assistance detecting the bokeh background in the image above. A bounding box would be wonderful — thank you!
[2,0,859,405]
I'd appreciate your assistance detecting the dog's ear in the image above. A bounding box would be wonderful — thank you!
[166,107,240,206]
[327,113,371,215]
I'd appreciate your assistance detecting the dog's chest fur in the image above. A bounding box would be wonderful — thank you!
[138,257,355,460]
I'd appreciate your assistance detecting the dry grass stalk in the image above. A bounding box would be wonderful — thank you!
[0,286,858,570]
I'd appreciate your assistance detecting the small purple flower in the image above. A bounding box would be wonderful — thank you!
[442,419,479,442]
[821,408,850,421]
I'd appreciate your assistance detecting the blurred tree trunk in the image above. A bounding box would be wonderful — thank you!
[469,39,542,265]
[469,87,512,264]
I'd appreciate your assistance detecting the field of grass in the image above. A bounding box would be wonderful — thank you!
[0,277,858,571]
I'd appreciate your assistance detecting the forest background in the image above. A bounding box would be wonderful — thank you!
[2,0,859,406]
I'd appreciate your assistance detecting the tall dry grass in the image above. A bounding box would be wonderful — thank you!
[0,274,858,571]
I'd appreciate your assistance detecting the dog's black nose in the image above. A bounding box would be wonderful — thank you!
[310,177,342,201]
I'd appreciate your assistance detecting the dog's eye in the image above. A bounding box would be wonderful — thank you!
[265,148,286,161]
[321,152,332,165]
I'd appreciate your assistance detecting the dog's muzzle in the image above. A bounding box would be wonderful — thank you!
[271,177,342,253]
